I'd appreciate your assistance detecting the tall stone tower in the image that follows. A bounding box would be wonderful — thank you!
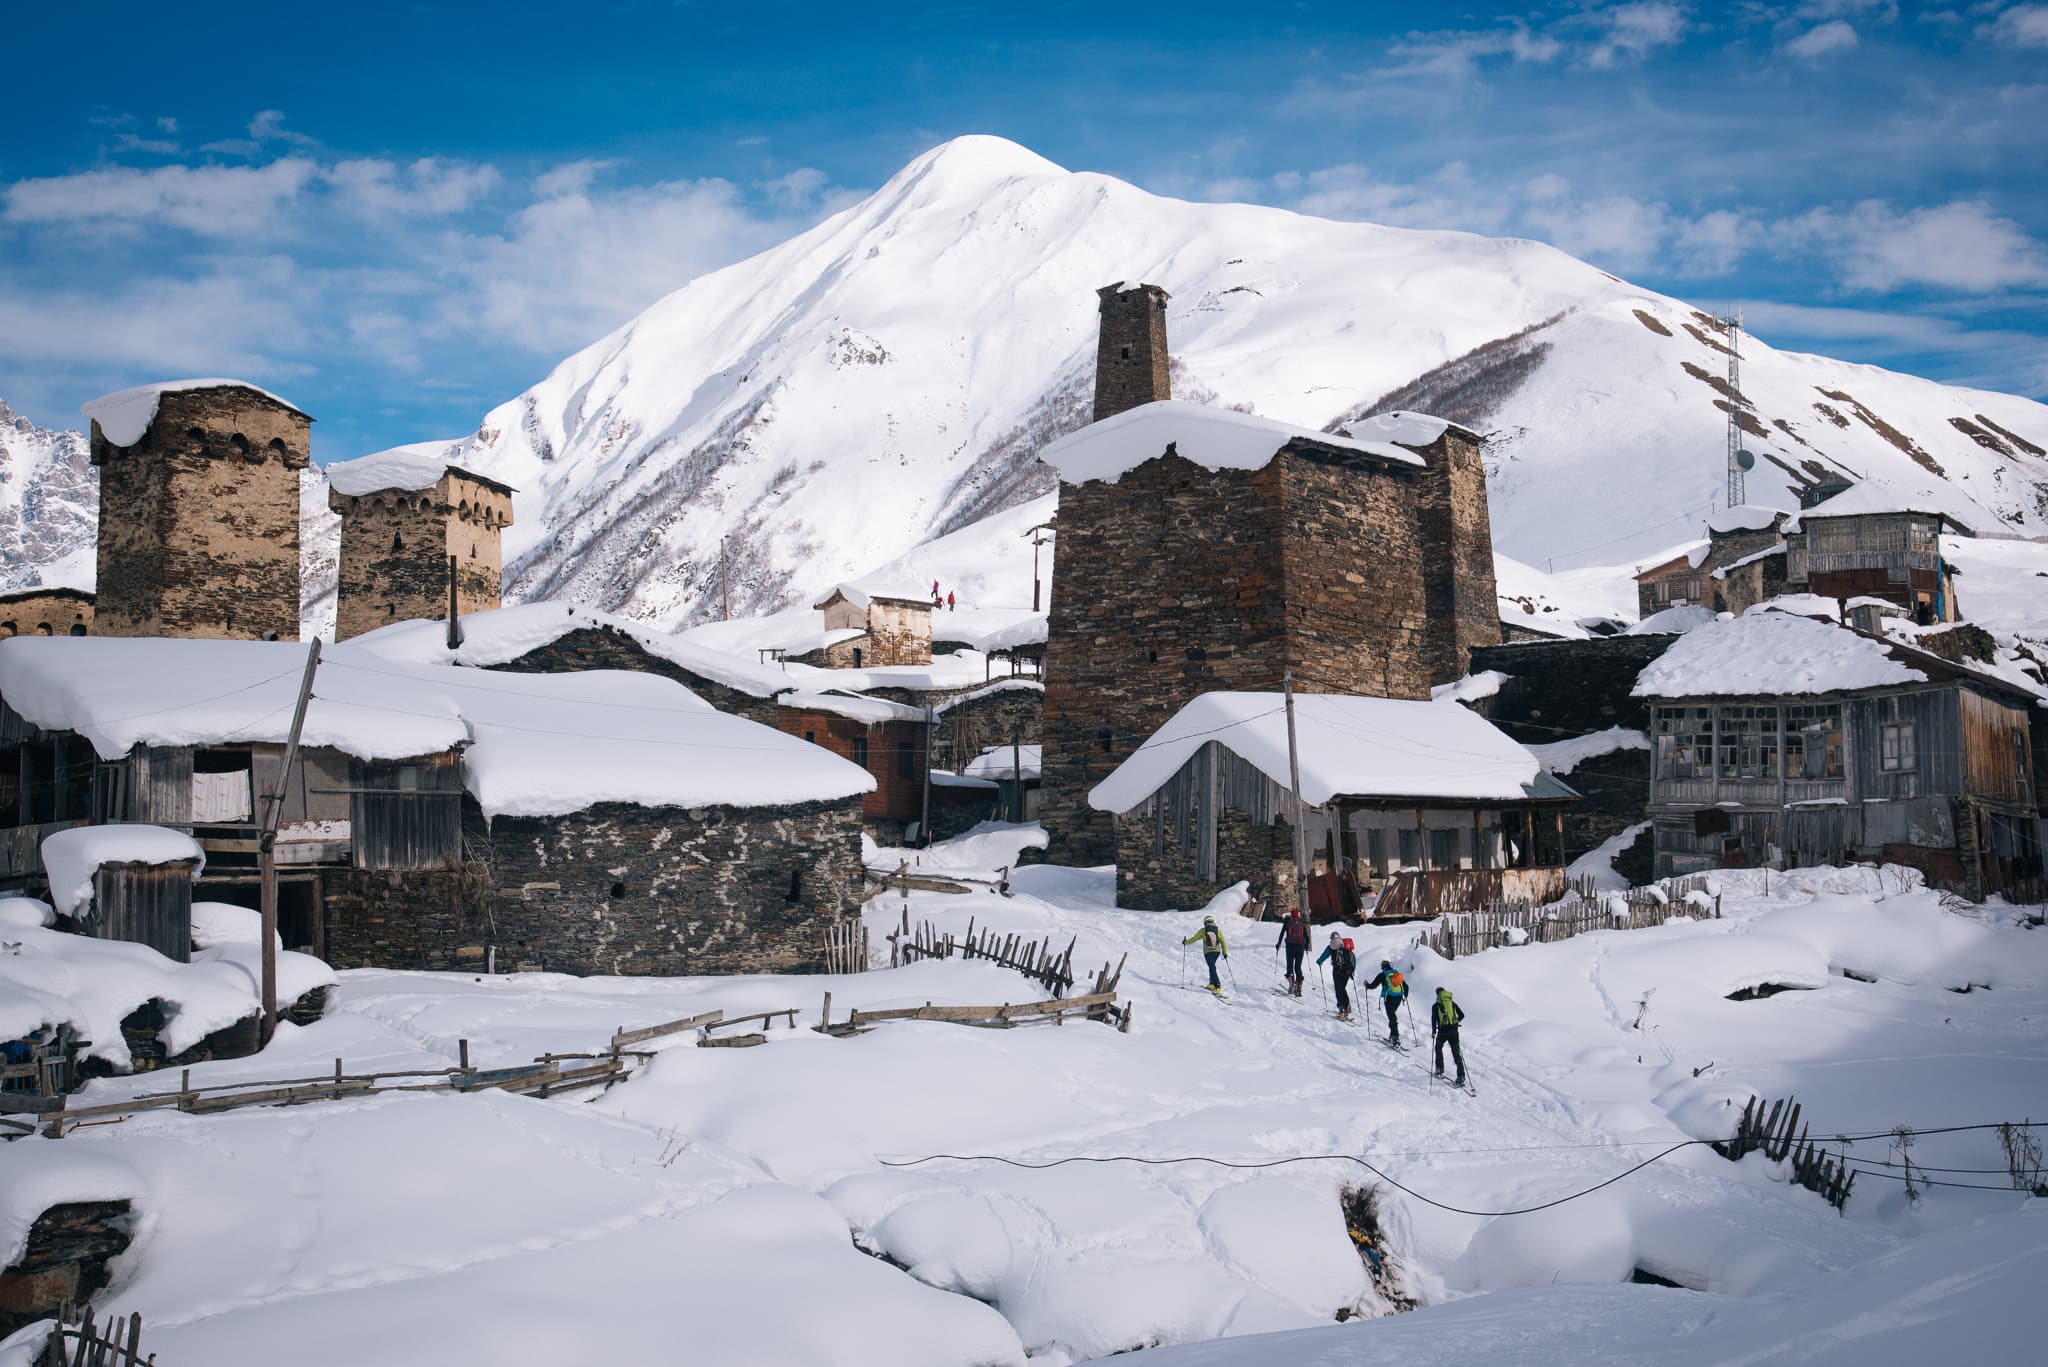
[85,381,309,640]
[325,457,515,640]
[1093,283,1171,419]
[1036,285,1502,867]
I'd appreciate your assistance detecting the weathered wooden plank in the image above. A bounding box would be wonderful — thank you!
[611,1010,724,1049]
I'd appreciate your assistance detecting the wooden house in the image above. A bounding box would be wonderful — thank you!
[1634,506,1791,618]
[1783,485,1965,625]
[1090,692,1577,916]
[41,824,205,962]
[1635,611,2040,898]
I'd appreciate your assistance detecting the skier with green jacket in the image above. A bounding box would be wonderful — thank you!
[1184,915,1228,994]
[1431,987,1467,1087]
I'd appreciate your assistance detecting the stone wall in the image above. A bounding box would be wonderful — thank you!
[1113,805,1292,912]
[866,598,932,666]
[90,385,307,640]
[331,470,511,640]
[1717,553,1787,617]
[1555,748,1652,866]
[321,793,864,976]
[1412,429,1504,688]
[0,1201,134,1338]
[0,589,92,637]
[1467,635,1679,744]
[1094,283,1171,420]
[492,627,782,725]
[932,682,1042,772]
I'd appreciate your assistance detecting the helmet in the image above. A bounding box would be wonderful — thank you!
[1203,914,1216,925]
[1330,930,1343,943]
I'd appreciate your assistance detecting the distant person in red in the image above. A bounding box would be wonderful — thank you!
[947,591,956,611]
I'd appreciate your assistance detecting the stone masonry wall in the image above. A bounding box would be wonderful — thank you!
[331,471,510,640]
[1094,283,1171,420]
[1412,429,1504,686]
[866,598,933,666]
[1466,635,1680,744]
[1113,805,1293,912]
[321,794,864,975]
[91,385,307,640]
[494,627,782,725]
[932,683,1042,772]
[0,590,92,637]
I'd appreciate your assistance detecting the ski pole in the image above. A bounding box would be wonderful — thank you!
[1180,943,1187,989]
[1225,955,1239,993]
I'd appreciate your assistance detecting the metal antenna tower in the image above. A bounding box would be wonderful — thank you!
[1720,308,1749,508]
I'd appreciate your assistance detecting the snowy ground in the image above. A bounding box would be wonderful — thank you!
[5,829,2047,1364]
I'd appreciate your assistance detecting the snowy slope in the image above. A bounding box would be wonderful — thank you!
[0,398,96,593]
[424,135,2048,623]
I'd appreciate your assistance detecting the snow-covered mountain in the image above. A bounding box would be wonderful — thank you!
[427,135,2047,625]
[5,135,2046,629]
[0,397,97,594]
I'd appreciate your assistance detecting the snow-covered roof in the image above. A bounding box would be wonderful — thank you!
[1707,505,1791,535]
[812,582,931,611]
[931,678,1045,715]
[779,688,927,724]
[42,825,205,915]
[1785,482,1976,535]
[1627,604,1720,635]
[962,744,1041,781]
[1526,727,1649,777]
[324,442,511,497]
[345,602,794,700]
[1632,613,1929,699]
[1038,399,1428,485]
[1089,692,1554,813]
[0,637,872,819]
[1431,670,1507,705]
[82,379,309,448]
[936,609,1047,653]
[1711,542,1787,579]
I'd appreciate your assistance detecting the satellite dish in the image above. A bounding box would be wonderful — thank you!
[1735,449,1756,471]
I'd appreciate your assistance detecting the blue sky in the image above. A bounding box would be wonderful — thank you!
[4,1,2045,460]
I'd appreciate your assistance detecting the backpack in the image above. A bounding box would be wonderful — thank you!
[1342,937,1355,952]
[1386,970,1406,999]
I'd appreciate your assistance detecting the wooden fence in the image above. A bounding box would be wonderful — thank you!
[8,1004,807,1139]
[36,1308,151,1366]
[823,920,871,975]
[886,908,1079,998]
[818,973,1132,1039]
[1421,875,1718,961]
[1713,1094,1857,1212]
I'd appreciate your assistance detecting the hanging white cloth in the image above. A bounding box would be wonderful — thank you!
[191,770,254,823]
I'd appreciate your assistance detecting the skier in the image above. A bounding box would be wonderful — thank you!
[947,591,956,612]
[1363,959,1408,1045]
[1431,986,1467,1087]
[1274,907,1309,996]
[1183,914,1228,994]
[1316,930,1356,1020]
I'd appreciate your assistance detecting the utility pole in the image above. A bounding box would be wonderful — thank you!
[1023,521,1055,614]
[1283,670,1311,923]
[260,638,322,1044]
[1011,723,1024,824]
[919,702,934,847]
[720,536,730,621]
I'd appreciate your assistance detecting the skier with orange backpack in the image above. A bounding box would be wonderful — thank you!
[1363,959,1408,1046]
[1316,930,1356,1021]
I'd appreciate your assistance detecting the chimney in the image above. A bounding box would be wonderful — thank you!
[1093,283,1171,421]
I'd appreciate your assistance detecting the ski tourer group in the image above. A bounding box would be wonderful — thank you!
[1189,908,1467,1089]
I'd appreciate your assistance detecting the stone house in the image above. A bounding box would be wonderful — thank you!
[0,588,92,638]
[802,584,934,668]
[1090,692,1576,916]
[1634,505,1790,618]
[82,380,309,642]
[1782,484,1965,625]
[1039,282,1501,865]
[0,635,874,975]
[344,601,794,726]
[1635,611,2040,898]
[324,447,516,641]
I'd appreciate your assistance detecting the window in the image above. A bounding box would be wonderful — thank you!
[851,647,863,669]
[1429,827,1461,870]
[803,730,816,744]
[1879,722,1917,773]
[1120,345,1131,359]
[1366,828,1389,877]
[851,736,869,770]
[896,742,915,779]
[1784,704,1845,781]
[1654,707,1714,781]
[1717,706,1779,781]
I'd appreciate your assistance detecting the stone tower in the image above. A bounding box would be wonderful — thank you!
[85,381,309,640]
[1093,283,1171,420]
[326,458,515,640]
[1036,289,1502,866]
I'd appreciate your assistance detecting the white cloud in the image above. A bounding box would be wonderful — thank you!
[1985,5,2048,47]
[758,166,830,210]
[1578,2,1689,70]
[533,159,619,199]
[327,158,502,217]
[1781,199,2048,291]
[1,159,320,235]
[1288,162,1517,234]
[1783,20,1861,58]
